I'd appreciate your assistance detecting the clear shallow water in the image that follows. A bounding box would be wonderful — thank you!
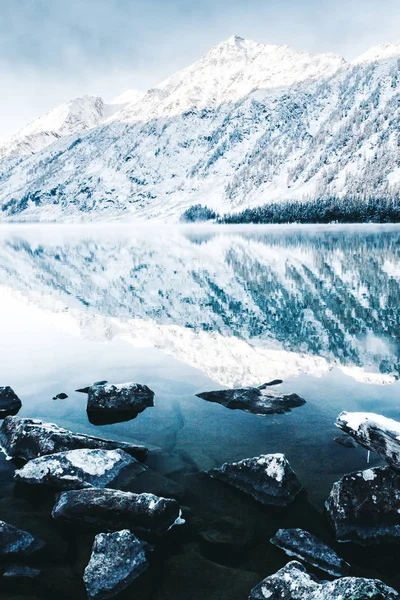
[1,224,400,599]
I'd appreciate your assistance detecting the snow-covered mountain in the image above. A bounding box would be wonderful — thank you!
[0,37,399,221]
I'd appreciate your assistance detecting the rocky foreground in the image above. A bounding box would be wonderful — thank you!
[1,381,400,599]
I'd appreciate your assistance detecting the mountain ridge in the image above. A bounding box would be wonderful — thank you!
[0,36,399,222]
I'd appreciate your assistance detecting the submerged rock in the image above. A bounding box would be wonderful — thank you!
[196,381,305,416]
[336,411,400,469]
[3,565,41,579]
[270,528,350,576]
[249,560,399,599]
[15,448,146,490]
[87,382,155,424]
[209,453,302,506]
[325,466,400,545]
[52,487,183,534]
[52,393,68,400]
[334,434,357,449]
[0,386,22,417]
[0,520,45,558]
[199,517,253,551]
[0,415,148,461]
[83,529,148,600]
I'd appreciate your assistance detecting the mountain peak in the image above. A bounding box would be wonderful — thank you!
[353,42,400,64]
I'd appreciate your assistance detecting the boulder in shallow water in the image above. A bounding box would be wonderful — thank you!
[0,387,22,417]
[15,448,146,490]
[336,411,400,469]
[249,560,399,599]
[52,392,68,400]
[199,516,253,551]
[84,529,148,600]
[196,381,305,416]
[87,382,155,424]
[334,434,357,449]
[52,487,183,535]
[3,565,41,579]
[0,520,45,558]
[209,453,302,506]
[325,466,400,545]
[0,415,148,461]
[270,528,350,576]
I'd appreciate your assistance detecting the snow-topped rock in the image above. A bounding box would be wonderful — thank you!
[0,520,45,558]
[0,415,148,461]
[14,448,146,490]
[209,453,302,506]
[249,560,399,599]
[83,529,148,600]
[336,411,400,469]
[196,380,305,415]
[270,528,350,576]
[87,382,154,424]
[353,42,400,64]
[325,466,400,545]
[0,387,21,417]
[52,487,182,534]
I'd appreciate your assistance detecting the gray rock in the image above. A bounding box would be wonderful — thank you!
[3,565,41,579]
[0,520,45,558]
[76,381,108,394]
[87,382,154,419]
[83,529,148,600]
[196,381,305,416]
[249,561,399,599]
[334,434,357,448]
[209,453,302,506]
[15,448,146,490]
[52,393,68,400]
[199,517,253,550]
[270,528,350,576]
[0,415,148,461]
[336,411,400,468]
[325,466,400,545]
[52,487,183,534]
[0,386,22,417]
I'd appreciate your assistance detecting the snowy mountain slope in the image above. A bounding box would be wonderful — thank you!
[109,89,144,107]
[0,227,398,383]
[0,37,399,221]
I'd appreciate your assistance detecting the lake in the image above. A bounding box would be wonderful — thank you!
[1,224,400,599]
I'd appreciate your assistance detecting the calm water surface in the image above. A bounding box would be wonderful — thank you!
[1,224,400,599]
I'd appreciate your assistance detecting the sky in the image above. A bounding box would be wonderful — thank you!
[1,0,399,139]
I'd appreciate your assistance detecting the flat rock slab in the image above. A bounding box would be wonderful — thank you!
[196,382,305,416]
[249,560,399,599]
[209,453,302,506]
[84,529,148,600]
[52,488,183,534]
[270,528,350,576]
[336,411,400,469]
[199,516,253,550]
[15,448,146,490]
[0,520,45,558]
[0,415,148,461]
[325,466,400,545]
[87,382,154,423]
[0,386,22,417]
[3,565,41,579]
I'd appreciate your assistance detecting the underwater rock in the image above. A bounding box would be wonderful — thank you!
[0,386,22,417]
[87,382,155,424]
[325,466,400,545]
[209,453,302,506]
[15,448,146,490]
[52,393,68,400]
[336,411,400,468]
[52,487,183,535]
[199,517,253,551]
[270,528,350,576]
[0,520,45,558]
[197,381,305,416]
[83,529,148,600]
[3,565,41,579]
[334,434,357,448]
[0,415,148,461]
[249,560,399,599]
